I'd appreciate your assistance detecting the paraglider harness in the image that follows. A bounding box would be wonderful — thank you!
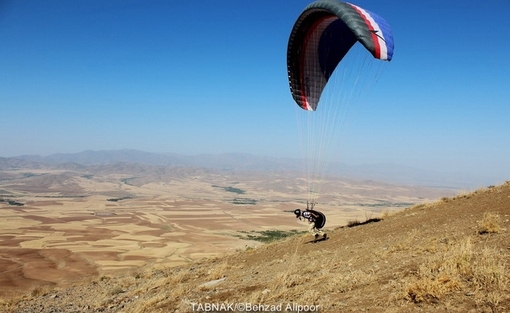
[293,201,326,229]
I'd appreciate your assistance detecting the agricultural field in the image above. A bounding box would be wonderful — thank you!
[0,166,453,297]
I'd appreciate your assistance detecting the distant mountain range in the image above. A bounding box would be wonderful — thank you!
[6,149,301,172]
[0,149,498,189]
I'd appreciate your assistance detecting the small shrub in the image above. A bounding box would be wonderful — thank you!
[30,287,46,297]
[478,212,501,234]
[404,238,473,302]
[207,262,229,280]
[406,275,462,303]
[347,219,361,227]
[347,218,381,228]
[380,210,390,219]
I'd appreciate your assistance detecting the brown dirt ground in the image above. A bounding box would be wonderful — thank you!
[2,183,509,313]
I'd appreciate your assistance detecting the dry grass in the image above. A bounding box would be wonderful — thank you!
[29,284,54,298]
[472,247,509,310]
[380,209,391,219]
[3,182,510,313]
[0,165,450,302]
[404,237,472,302]
[479,212,502,234]
[401,235,509,310]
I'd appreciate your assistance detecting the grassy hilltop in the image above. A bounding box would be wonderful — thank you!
[2,182,510,313]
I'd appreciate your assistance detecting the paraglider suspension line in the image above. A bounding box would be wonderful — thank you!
[306,200,317,210]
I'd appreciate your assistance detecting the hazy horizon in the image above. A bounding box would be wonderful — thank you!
[0,148,505,189]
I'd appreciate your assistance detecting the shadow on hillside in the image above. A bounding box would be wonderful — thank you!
[345,218,382,228]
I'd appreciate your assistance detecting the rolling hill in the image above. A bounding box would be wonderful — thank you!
[2,149,498,188]
[2,182,509,313]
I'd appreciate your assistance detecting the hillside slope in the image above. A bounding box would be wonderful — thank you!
[3,183,509,313]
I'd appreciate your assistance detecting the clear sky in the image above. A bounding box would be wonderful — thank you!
[1,0,509,184]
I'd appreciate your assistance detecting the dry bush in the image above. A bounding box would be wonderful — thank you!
[406,276,462,303]
[347,219,361,227]
[207,261,230,280]
[29,284,54,297]
[440,197,451,203]
[404,237,473,302]
[472,247,508,290]
[380,210,390,219]
[347,217,382,228]
[478,212,502,234]
[403,236,509,309]
[471,247,509,309]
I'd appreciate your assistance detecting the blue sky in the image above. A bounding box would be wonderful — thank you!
[1,0,509,185]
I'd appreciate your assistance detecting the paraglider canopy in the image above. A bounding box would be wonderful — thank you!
[287,0,394,111]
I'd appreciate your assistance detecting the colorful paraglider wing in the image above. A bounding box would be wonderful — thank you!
[287,0,394,111]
